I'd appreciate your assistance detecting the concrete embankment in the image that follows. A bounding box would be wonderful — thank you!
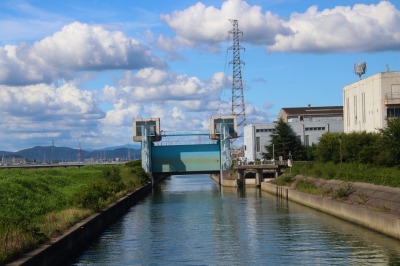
[8,183,153,266]
[261,182,400,240]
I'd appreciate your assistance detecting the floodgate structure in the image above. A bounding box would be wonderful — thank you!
[133,116,283,186]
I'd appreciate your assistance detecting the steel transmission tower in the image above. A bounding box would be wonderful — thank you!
[228,19,246,136]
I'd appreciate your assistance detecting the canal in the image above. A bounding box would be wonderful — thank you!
[73,174,400,265]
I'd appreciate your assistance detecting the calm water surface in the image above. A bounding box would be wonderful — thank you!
[73,175,400,265]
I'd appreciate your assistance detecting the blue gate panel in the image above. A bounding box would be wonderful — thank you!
[151,144,220,173]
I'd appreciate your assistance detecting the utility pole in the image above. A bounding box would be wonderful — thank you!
[51,139,54,164]
[228,19,246,137]
[77,140,81,163]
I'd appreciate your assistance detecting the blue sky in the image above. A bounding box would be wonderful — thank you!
[1,0,399,151]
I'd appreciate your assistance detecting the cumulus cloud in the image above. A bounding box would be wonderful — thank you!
[160,0,400,54]
[269,1,400,53]
[0,22,165,86]
[102,100,141,126]
[101,69,230,135]
[0,82,101,118]
[100,67,274,139]
[109,68,226,106]
[160,0,291,51]
[0,82,104,150]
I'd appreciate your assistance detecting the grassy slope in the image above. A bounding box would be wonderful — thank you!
[291,162,400,187]
[0,163,148,264]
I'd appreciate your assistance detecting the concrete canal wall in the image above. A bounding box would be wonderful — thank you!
[262,182,400,240]
[9,183,153,266]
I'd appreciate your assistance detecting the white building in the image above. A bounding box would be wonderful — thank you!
[343,71,400,133]
[244,106,343,162]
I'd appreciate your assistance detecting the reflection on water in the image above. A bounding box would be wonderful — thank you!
[73,175,400,265]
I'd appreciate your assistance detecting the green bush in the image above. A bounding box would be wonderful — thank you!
[124,160,149,185]
[274,174,294,186]
[333,184,355,199]
[102,166,122,183]
[124,160,142,168]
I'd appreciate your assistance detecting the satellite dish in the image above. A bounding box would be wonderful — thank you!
[354,62,367,79]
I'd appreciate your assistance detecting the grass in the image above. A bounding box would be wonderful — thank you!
[294,179,320,195]
[332,184,355,199]
[272,174,295,186]
[0,162,149,264]
[291,162,400,187]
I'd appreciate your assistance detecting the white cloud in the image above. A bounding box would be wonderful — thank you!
[0,22,165,86]
[103,102,141,126]
[161,0,400,54]
[113,68,226,105]
[0,82,101,117]
[34,22,165,70]
[0,82,104,150]
[99,67,274,138]
[269,1,400,53]
[160,0,291,51]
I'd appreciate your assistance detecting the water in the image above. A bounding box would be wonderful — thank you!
[73,175,400,265]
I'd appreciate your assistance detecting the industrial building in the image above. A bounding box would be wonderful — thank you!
[244,106,343,162]
[343,71,400,133]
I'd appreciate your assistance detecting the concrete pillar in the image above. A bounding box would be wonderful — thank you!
[237,169,245,187]
[256,169,263,186]
[275,166,281,179]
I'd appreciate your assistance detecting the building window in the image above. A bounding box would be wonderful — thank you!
[305,127,325,131]
[305,135,310,146]
[256,137,260,152]
[387,107,400,117]
[256,128,273,133]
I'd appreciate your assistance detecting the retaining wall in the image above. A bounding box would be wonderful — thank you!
[9,183,153,266]
[261,182,400,240]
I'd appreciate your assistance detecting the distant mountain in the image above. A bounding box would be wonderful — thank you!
[1,145,141,163]
[98,144,140,151]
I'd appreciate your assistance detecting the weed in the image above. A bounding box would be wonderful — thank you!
[369,203,391,212]
[274,174,294,186]
[333,184,355,199]
[39,208,92,238]
[295,179,320,195]
[357,192,369,204]
[383,202,391,211]
[321,187,334,197]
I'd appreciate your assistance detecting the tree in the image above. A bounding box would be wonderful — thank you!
[377,117,400,166]
[316,132,380,164]
[263,118,305,160]
[315,132,342,163]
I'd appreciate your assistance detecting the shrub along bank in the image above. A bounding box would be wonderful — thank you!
[0,161,149,264]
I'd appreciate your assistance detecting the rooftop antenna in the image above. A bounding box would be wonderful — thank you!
[354,62,367,80]
[228,19,246,137]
